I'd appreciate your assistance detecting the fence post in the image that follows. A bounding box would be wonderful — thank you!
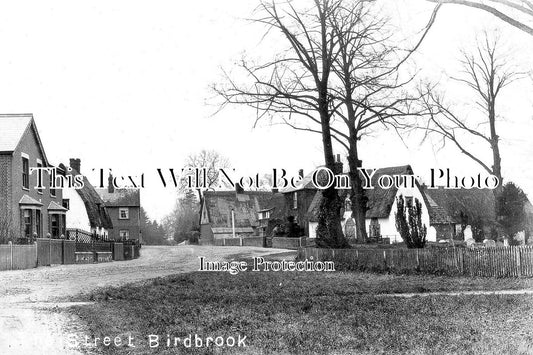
[516,246,522,277]
[9,241,13,270]
[460,248,464,275]
[416,249,420,270]
[383,250,387,269]
[240,237,243,247]
[49,238,52,266]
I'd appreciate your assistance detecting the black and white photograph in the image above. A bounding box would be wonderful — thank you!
[1,0,533,354]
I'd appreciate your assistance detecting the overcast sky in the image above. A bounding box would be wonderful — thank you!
[1,0,532,221]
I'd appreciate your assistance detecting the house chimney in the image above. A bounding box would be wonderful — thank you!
[69,158,81,173]
[333,154,343,174]
[108,173,115,193]
[298,169,304,178]
[235,183,244,194]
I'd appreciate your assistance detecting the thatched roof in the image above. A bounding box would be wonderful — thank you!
[420,186,496,225]
[365,165,413,218]
[304,165,414,220]
[61,164,113,229]
[422,193,455,225]
[203,190,274,228]
[262,192,288,221]
[97,189,140,207]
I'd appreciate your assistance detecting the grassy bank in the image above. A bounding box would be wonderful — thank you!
[70,269,533,354]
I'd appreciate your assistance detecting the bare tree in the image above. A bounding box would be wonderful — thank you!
[180,149,231,199]
[215,0,348,247]
[424,0,533,36]
[216,0,439,245]
[418,32,525,189]
[179,150,231,226]
[0,208,16,244]
[327,1,439,242]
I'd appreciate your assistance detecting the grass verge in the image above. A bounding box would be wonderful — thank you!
[70,267,533,354]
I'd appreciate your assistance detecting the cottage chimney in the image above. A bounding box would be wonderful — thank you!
[108,173,115,193]
[69,158,81,173]
[298,169,304,178]
[235,183,244,194]
[333,154,343,174]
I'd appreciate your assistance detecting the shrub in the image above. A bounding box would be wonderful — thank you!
[471,216,485,242]
[395,195,427,248]
[187,231,200,245]
[497,182,528,237]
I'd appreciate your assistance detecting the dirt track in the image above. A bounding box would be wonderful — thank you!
[0,245,291,355]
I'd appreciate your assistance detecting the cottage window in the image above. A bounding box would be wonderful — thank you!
[50,214,60,238]
[22,209,32,238]
[62,199,70,210]
[345,198,351,212]
[50,181,56,197]
[35,210,41,238]
[61,215,66,237]
[22,157,29,189]
[119,208,129,220]
[36,161,43,194]
[258,211,270,220]
[369,218,381,239]
[119,230,130,240]
[293,192,298,209]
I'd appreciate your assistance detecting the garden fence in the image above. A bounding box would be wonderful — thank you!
[0,236,140,272]
[298,245,533,277]
[0,243,37,271]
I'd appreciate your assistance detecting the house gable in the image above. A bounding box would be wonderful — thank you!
[0,114,66,240]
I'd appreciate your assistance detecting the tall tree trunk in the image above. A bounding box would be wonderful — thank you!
[347,137,368,243]
[489,104,503,188]
[488,101,503,219]
[315,90,347,248]
[314,1,347,249]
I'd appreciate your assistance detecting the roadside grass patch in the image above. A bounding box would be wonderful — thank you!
[71,271,533,354]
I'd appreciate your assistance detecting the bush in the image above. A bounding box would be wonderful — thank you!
[187,231,200,245]
[497,182,528,237]
[471,216,485,242]
[395,195,427,248]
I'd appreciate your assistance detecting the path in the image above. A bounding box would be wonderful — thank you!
[377,289,533,298]
[0,245,291,354]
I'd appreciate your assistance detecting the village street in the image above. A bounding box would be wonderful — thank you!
[0,245,291,355]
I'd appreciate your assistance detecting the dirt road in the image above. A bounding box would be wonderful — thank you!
[0,245,291,355]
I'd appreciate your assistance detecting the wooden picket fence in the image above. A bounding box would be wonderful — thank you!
[0,243,37,271]
[297,245,533,278]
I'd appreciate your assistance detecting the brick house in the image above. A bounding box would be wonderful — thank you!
[280,159,344,238]
[96,175,141,242]
[280,169,322,238]
[0,114,67,242]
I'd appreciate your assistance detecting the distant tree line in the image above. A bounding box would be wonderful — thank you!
[140,207,168,245]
